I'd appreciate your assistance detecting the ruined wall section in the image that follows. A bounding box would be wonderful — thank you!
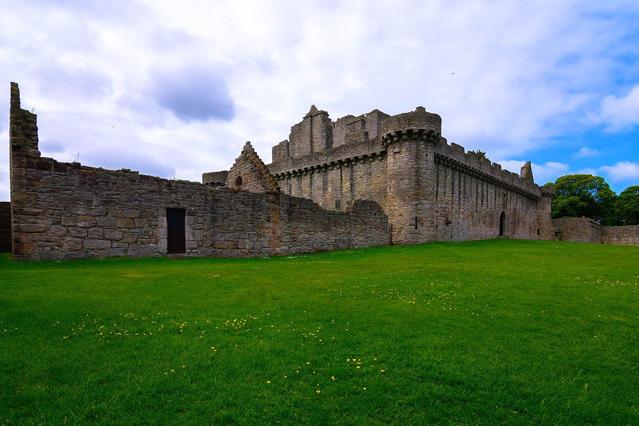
[552,217,602,243]
[225,142,279,193]
[602,225,639,245]
[0,202,11,252]
[551,217,639,245]
[10,150,388,260]
[288,106,333,158]
[270,107,391,212]
[9,83,389,259]
[202,170,228,187]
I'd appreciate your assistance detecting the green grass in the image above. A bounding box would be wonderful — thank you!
[1,240,639,425]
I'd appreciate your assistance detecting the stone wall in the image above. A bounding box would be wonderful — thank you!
[202,170,228,187]
[602,225,639,245]
[552,217,602,243]
[8,83,389,260]
[552,217,639,245]
[0,202,11,252]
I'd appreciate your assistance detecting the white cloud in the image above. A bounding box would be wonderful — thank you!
[0,0,638,201]
[595,85,639,131]
[575,146,599,158]
[600,161,639,182]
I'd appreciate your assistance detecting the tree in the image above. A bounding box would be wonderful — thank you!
[616,185,639,225]
[551,174,617,224]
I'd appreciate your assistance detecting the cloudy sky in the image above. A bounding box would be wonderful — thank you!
[1,0,638,201]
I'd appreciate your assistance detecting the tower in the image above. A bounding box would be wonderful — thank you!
[381,107,442,244]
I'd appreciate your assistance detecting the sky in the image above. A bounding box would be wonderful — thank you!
[0,0,638,201]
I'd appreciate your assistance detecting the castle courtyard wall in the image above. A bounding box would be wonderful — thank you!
[9,152,389,260]
[8,83,389,260]
[552,217,639,245]
[602,225,639,245]
[552,217,603,243]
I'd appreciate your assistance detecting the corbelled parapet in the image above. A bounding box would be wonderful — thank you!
[380,106,442,146]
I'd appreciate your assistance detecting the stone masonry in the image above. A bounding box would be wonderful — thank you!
[9,82,634,260]
[266,105,554,244]
[8,83,388,260]
[553,217,639,245]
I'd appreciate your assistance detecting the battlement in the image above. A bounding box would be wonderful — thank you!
[270,104,539,199]
[380,106,442,137]
[433,137,540,199]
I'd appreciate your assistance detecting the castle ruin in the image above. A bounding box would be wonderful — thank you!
[3,83,563,259]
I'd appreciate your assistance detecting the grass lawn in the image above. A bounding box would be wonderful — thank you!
[1,240,638,425]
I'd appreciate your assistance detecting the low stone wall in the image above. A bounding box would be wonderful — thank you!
[552,217,602,243]
[10,151,389,260]
[0,202,11,252]
[602,225,639,245]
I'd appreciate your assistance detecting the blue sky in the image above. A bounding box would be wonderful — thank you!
[0,0,638,201]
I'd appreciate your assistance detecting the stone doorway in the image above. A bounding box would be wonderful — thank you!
[167,208,186,254]
[499,211,506,237]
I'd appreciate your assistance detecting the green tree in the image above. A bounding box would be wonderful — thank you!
[616,185,639,225]
[551,174,617,224]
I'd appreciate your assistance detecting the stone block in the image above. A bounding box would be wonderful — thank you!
[214,240,228,249]
[77,215,96,227]
[105,229,123,241]
[63,238,83,250]
[83,239,111,249]
[68,228,87,238]
[127,245,156,257]
[88,228,104,239]
[116,218,135,228]
[49,225,67,237]
[16,223,47,233]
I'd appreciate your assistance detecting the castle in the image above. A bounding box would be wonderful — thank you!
[1,83,561,259]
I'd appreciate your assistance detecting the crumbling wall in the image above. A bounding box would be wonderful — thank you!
[225,142,278,193]
[552,217,602,243]
[602,225,639,245]
[202,170,228,187]
[0,202,11,252]
[288,106,332,157]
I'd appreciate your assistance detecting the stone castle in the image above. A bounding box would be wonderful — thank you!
[2,83,635,259]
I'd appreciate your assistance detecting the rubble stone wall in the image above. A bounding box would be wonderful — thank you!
[552,217,603,243]
[602,225,639,245]
[8,83,389,260]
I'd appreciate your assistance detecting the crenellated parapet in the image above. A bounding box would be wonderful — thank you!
[380,106,442,137]
[433,138,540,199]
